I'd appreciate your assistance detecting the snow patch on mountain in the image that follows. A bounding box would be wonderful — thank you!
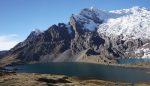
[133,43,150,58]
[32,29,43,36]
[65,25,73,34]
[23,29,43,44]
[134,48,150,58]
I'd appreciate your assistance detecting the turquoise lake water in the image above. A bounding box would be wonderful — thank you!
[5,62,150,83]
[118,58,150,64]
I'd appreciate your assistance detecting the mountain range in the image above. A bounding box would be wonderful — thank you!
[1,6,150,65]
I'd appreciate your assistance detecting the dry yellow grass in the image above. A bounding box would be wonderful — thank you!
[0,55,20,67]
[0,73,135,86]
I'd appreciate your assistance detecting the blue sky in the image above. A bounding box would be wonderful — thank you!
[0,0,150,50]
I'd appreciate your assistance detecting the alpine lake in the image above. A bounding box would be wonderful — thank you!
[5,58,150,84]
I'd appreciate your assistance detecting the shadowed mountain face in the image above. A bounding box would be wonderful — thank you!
[9,23,73,62]
[0,51,8,59]
[1,7,150,64]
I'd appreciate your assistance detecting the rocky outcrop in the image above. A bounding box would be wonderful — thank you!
[70,15,105,54]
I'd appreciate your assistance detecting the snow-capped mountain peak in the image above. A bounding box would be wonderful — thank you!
[72,7,123,31]
[98,6,150,40]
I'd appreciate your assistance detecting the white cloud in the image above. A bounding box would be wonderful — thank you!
[0,34,20,51]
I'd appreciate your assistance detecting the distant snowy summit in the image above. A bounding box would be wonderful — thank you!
[98,6,150,39]
[72,6,150,39]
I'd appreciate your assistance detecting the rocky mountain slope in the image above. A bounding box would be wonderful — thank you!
[1,6,150,64]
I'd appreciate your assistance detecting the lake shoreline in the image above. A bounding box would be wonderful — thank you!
[4,61,150,69]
